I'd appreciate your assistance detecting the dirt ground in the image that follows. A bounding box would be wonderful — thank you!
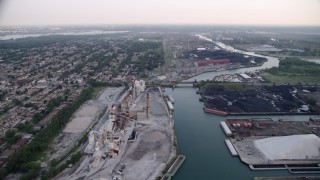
[111,90,175,180]
[227,120,319,139]
[44,87,123,165]
[59,88,176,180]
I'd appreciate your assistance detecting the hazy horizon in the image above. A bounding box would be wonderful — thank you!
[0,0,319,26]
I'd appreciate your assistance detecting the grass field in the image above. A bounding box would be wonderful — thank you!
[303,92,320,106]
[92,86,107,97]
[162,40,172,71]
[263,58,320,84]
[262,72,320,84]
[202,82,255,91]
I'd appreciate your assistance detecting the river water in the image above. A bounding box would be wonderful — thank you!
[188,35,279,82]
[166,38,314,179]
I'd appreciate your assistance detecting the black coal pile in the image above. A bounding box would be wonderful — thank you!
[203,84,318,114]
[187,50,267,65]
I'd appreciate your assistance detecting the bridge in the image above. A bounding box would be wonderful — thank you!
[177,81,197,84]
[146,79,200,88]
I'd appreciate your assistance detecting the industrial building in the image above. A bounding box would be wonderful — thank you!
[194,59,230,67]
[254,134,320,160]
[133,80,146,98]
[223,118,320,174]
[239,73,252,81]
[83,79,152,169]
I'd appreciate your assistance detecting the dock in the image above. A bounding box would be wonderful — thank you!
[168,95,175,104]
[225,139,238,156]
[166,155,186,176]
[251,163,320,173]
[166,100,174,112]
[254,177,320,180]
[220,121,232,136]
[160,174,172,180]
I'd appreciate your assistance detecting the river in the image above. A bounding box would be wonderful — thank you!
[166,38,314,179]
[188,35,279,82]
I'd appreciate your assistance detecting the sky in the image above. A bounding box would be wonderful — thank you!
[0,0,319,26]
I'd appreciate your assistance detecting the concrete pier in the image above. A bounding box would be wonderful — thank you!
[166,155,186,176]
[254,177,320,180]
[225,139,238,156]
[160,174,172,180]
[220,121,232,136]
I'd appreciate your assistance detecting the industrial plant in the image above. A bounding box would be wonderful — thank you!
[84,80,147,168]
[221,118,320,174]
[66,80,178,180]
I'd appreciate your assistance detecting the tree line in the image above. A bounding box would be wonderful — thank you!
[0,88,94,179]
[265,57,320,76]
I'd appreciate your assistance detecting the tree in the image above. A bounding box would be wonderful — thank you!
[5,88,94,177]
[5,130,21,145]
[17,122,34,134]
[0,168,8,179]
[13,98,23,106]
[32,113,45,124]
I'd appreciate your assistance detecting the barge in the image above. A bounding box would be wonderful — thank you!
[167,101,174,112]
[168,95,175,104]
[220,121,232,136]
[203,107,228,116]
[225,139,238,156]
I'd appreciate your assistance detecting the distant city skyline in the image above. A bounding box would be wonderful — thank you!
[0,0,319,26]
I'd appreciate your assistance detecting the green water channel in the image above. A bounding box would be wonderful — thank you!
[165,87,316,180]
[165,39,317,179]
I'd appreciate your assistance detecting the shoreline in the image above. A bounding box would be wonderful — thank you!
[183,63,265,81]
[159,86,180,179]
[203,105,320,116]
[229,112,320,116]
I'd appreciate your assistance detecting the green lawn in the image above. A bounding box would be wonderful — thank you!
[203,82,255,91]
[303,92,320,106]
[263,72,320,84]
[92,86,107,97]
[262,57,320,84]
[162,40,172,71]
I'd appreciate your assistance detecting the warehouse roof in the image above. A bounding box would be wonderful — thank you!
[254,134,320,160]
